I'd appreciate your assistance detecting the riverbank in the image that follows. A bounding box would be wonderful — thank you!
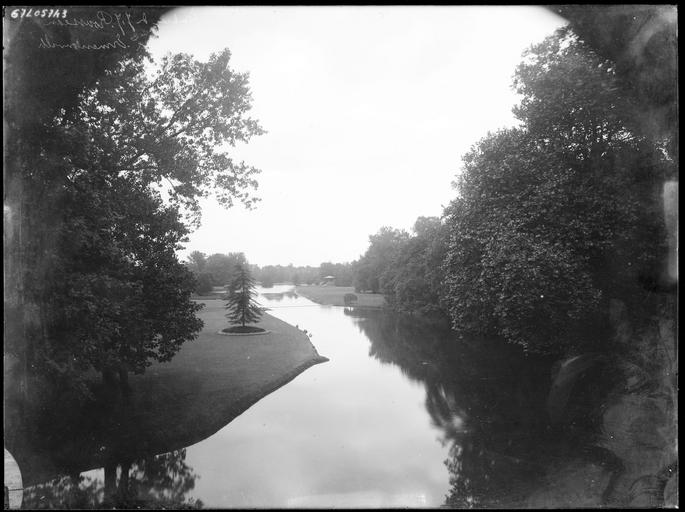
[295,285,386,308]
[14,301,328,486]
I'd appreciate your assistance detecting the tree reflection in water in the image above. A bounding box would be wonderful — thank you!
[22,449,202,509]
[346,307,555,508]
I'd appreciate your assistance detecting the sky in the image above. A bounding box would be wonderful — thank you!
[147,6,567,267]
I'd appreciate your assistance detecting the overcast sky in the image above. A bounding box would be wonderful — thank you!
[148,6,566,267]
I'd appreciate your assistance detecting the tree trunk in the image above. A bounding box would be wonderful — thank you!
[117,461,131,503]
[103,462,117,507]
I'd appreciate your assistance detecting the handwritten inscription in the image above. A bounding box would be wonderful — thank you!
[31,9,153,51]
[44,10,149,37]
[11,7,198,51]
[38,33,129,50]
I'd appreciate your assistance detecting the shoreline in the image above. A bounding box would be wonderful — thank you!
[14,308,329,488]
[295,285,386,308]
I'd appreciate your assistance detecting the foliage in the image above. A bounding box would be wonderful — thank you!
[319,261,357,286]
[351,218,448,318]
[193,273,214,296]
[32,172,204,384]
[382,217,449,319]
[186,251,208,274]
[4,9,172,427]
[253,264,319,286]
[225,263,263,327]
[354,227,409,293]
[443,28,667,354]
[551,5,677,162]
[205,252,248,286]
[4,7,168,134]
[52,49,264,227]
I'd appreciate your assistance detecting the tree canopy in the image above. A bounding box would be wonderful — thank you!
[51,49,264,226]
[354,227,409,293]
[382,217,449,319]
[443,28,668,354]
[205,252,248,287]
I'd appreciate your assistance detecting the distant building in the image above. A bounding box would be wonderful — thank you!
[322,275,335,286]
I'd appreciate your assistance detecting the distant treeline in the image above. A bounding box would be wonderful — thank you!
[184,252,357,292]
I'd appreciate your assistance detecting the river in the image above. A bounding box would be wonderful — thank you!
[21,285,610,508]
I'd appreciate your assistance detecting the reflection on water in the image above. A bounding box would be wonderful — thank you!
[23,450,202,509]
[260,290,299,302]
[22,286,605,508]
[348,308,556,507]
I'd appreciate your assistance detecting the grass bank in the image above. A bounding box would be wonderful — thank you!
[295,285,386,308]
[15,301,328,485]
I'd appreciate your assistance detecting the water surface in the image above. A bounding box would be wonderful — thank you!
[24,285,572,508]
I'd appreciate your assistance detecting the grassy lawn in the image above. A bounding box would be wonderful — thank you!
[120,302,328,453]
[17,301,328,484]
[295,285,386,308]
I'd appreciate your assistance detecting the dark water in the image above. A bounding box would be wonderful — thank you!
[21,285,601,509]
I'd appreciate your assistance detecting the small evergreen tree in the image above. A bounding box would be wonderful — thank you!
[225,263,263,327]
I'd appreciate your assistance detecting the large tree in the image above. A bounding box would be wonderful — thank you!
[32,170,205,398]
[4,8,171,435]
[10,47,264,406]
[443,28,668,354]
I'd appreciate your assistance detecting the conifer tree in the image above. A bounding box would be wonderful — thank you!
[225,263,263,327]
